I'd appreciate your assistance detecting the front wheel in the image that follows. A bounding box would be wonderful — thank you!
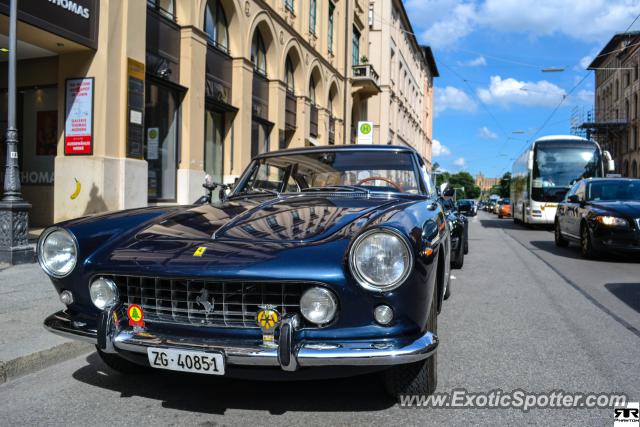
[382,285,437,398]
[554,220,569,247]
[580,223,598,259]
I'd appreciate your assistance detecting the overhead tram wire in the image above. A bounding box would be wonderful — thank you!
[522,10,640,151]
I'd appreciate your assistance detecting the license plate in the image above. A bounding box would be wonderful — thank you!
[147,348,225,375]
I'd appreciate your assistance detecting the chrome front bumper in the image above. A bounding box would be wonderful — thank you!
[44,310,438,370]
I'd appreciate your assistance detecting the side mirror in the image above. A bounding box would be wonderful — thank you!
[603,150,615,172]
[527,150,534,170]
[442,187,455,198]
[567,194,580,203]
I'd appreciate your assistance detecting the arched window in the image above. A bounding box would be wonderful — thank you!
[204,0,229,51]
[148,0,175,20]
[285,57,295,94]
[633,161,638,178]
[309,76,316,105]
[251,31,267,75]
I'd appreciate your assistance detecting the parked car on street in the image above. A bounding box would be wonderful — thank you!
[498,198,512,218]
[457,199,477,216]
[39,145,450,398]
[554,178,640,258]
[440,190,468,268]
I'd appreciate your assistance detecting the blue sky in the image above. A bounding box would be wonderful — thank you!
[404,0,640,178]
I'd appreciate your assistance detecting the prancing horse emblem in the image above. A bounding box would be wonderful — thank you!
[195,289,215,314]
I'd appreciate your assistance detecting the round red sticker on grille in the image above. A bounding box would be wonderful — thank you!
[128,304,144,327]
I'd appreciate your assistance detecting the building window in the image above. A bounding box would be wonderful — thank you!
[284,0,294,13]
[147,0,175,20]
[328,2,335,54]
[633,160,638,178]
[251,31,267,75]
[204,0,229,52]
[309,76,316,105]
[352,27,360,66]
[285,57,295,94]
[145,81,180,202]
[309,0,317,34]
[368,3,374,28]
[635,94,638,119]
[204,110,224,184]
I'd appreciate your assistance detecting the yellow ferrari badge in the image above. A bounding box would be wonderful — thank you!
[193,247,207,257]
[257,306,280,348]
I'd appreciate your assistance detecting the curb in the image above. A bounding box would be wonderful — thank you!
[0,341,93,384]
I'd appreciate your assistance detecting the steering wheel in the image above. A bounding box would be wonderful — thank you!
[356,176,403,191]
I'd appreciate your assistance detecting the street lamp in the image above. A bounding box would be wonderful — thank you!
[0,0,34,264]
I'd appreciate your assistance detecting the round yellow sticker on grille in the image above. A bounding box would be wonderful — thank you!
[257,309,279,330]
[128,304,144,323]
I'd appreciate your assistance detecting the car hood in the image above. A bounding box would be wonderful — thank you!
[589,201,640,218]
[134,195,402,244]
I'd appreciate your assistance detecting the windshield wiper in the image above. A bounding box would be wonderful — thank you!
[301,185,370,194]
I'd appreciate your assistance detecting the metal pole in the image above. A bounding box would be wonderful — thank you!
[0,0,34,265]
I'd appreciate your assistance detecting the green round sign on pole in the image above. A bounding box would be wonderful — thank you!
[360,123,372,135]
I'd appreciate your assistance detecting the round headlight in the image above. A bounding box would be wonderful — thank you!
[300,287,337,325]
[350,229,413,292]
[37,228,77,278]
[89,278,118,310]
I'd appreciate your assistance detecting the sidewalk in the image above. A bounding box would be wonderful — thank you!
[0,262,92,383]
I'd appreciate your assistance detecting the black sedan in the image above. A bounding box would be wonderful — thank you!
[554,178,640,258]
[457,199,477,216]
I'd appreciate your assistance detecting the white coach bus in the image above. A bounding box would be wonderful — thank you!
[511,135,614,225]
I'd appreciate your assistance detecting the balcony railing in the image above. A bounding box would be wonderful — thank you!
[352,64,381,97]
[353,64,379,84]
[285,92,297,130]
[310,105,319,137]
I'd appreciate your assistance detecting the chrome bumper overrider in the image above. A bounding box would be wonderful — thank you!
[44,310,438,370]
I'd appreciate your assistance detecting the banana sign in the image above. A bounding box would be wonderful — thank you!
[70,178,81,200]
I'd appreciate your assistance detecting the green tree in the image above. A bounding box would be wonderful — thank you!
[447,171,481,199]
[499,172,511,198]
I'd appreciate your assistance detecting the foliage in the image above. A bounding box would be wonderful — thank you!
[436,171,481,199]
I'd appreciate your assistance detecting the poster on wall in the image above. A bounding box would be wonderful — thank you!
[64,77,94,155]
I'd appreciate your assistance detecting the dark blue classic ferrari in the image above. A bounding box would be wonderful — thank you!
[39,145,451,397]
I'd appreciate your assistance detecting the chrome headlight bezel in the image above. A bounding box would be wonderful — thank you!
[37,227,78,278]
[349,228,414,292]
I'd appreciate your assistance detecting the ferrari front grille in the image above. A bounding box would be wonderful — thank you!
[109,275,311,328]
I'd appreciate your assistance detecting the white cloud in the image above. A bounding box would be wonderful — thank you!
[479,126,498,140]
[453,157,466,167]
[420,3,477,49]
[432,139,451,156]
[477,75,566,108]
[461,56,487,67]
[576,89,595,104]
[407,0,640,49]
[435,86,478,114]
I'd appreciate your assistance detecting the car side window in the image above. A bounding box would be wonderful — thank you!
[564,182,579,201]
[575,182,586,201]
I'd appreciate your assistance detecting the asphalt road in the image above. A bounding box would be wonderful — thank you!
[1,211,639,426]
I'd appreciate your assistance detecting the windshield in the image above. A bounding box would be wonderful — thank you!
[532,142,602,202]
[587,180,640,201]
[235,150,422,195]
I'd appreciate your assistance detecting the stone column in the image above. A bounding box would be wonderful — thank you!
[176,26,207,205]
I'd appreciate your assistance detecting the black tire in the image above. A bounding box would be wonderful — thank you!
[383,285,437,398]
[580,223,598,259]
[451,239,464,269]
[498,214,503,219]
[464,233,469,255]
[96,347,149,374]
[444,272,452,300]
[554,220,569,247]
